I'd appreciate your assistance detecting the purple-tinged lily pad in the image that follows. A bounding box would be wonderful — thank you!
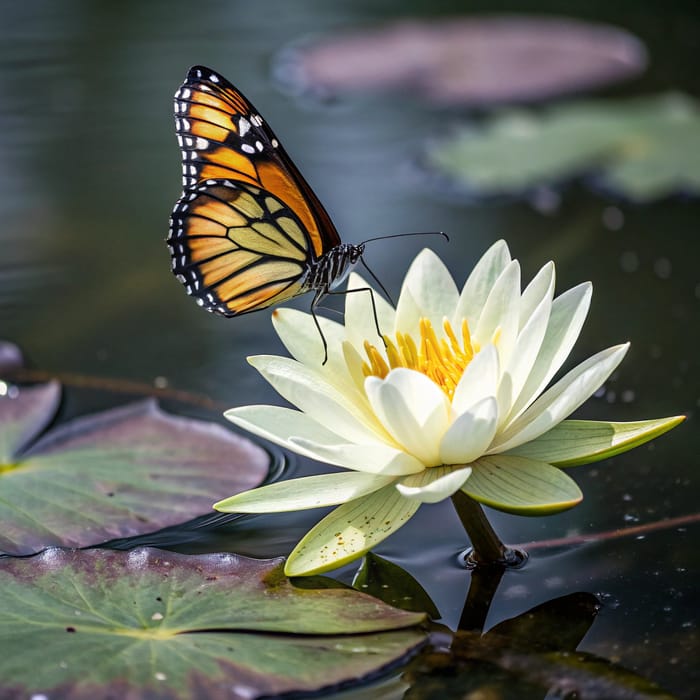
[278,16,646,105]
[0,547,426,699]
[0,383,269,555]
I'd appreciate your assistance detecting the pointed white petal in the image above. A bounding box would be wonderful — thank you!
[473,261,521,371]
[225,405,345,459]
[395,248,458,335]
[248,355,389,444]
[506,282,592,422]
[214,471,393,513]
[396,466,472,503]
[451,345,500,415]
[365,368,451,466]
[518,261,555,331]
[491,343,630,452]
[290,437,425,475]
[439,397,498,465]
[284,483,421,575]
[499,288,552,421]
[454,240,511,330]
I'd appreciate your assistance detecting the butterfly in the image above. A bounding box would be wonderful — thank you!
[167,65,392,364]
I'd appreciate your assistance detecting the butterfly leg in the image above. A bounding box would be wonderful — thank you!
[325,286,388,350]
[310,288,331,365]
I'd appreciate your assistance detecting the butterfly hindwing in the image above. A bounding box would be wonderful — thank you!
[173,65,340,260]
[168,179,311,315]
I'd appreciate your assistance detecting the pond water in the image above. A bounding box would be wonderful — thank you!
[1,1,698,698]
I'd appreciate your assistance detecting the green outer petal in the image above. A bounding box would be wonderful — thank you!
[508,416,686,467]
[214,472,394,513]
[285,483,420,576]
[462,455,582,515]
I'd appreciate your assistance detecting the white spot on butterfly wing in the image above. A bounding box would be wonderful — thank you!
[209,73,220,83]
[239,117,251,137]
[242,144,255,154]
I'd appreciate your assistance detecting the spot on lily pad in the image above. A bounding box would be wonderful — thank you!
[0,382,270,555]
[0,547,426,699]
[425,92,700,203]
[277,16,646,105]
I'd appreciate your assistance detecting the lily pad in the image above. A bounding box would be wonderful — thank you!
[0,547,426,699]
[427,92,700,202]
[277,16,646,105]
[0,382,269,555]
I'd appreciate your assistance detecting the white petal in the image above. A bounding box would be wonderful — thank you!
[506,282,592,423]
[518,261,554,331]
[344,271,396,350]
[395,248,458,335]
[491,343,630,452]
[473,260,521,372]
[272,309,355,393]
[214,471,394,512]
[225,405,345,459]
[452,344,499,415]
[499,286,553,421]
[439,397,498,465]
[248,355,389,444]
[365,368,451,466]
[454,240,511,330]
[290,437,425,475]
[396,466,472,503]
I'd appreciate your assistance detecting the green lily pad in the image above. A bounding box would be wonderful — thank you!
[427,92,700,202]
[0,547,426,699]
[0,382,270,555]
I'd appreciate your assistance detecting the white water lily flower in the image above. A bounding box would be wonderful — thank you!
[215,241,683,576]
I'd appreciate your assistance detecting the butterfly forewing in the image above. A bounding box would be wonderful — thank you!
[173,65,340,259]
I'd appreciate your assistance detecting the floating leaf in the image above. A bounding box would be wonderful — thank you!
[427,93,700,202]
[0,547,426,699]
[278,16,645,105]
[0,383,269,555]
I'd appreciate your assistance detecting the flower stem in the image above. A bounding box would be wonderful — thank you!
[451,490,518,565]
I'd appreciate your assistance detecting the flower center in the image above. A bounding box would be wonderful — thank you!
[362,317,480,399]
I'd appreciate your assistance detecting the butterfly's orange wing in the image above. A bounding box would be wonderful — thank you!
[173,65,340,258]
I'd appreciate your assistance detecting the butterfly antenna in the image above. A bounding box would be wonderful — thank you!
[360,231,449,246]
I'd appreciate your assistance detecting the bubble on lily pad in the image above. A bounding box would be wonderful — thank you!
[276,16,646,105]
[426,93,700,203]
[0,383,270,555]
[0,547,426,699]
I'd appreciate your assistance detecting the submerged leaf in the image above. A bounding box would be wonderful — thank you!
[428,93,700,202]
[0,384,270,555]
[0,547,426,699]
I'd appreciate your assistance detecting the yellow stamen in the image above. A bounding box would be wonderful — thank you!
[362,317,479,399]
